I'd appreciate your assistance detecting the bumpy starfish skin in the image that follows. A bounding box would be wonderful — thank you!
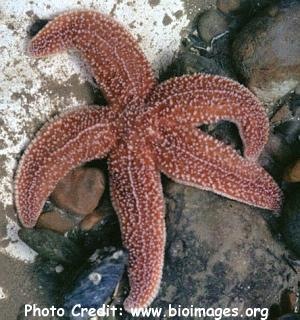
[15,10,282,312]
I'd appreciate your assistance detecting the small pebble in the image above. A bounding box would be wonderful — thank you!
[197,9,228,43]
[51,166,105,216]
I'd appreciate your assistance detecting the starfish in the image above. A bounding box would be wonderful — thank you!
[15,10,281,312]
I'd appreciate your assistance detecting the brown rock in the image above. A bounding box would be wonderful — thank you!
[36,211,76,234]
[283,160,300,182]
[79,210,104,231]
[232,0,300,115]
[50,166,105,215]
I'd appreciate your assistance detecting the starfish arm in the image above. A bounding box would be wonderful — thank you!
[149,74,268,160]
[28,11,156,108]
[15,106,116,228]
[108,140,165,312]
[155,125,282,211]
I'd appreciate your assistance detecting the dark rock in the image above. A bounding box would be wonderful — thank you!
[232,0,300,115]
[50,166,105,216]
[28,19,49,37]
[259,120,300,181]
[288,91,300,117]
[209,121,243,154]
[281,183,300,257]
[197,9,229,43]
[151,183,298,315]
[67,204,121,255]
[18,228,83,265]
[217,0,275,16]
[280,289,297,315]
[64,249,127,320]
[171,51,231,78]
[279,314,300,320]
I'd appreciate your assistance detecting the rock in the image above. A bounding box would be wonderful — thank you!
[288,91,300,117]
[151,183,298,314]
[67,205,121,256]
[281,184,300,257]
[51,166,105,216]
[280,289,297,314]
[259,120,300,180]
[172,51,232,78]
[209,121,243,154]
[36,211,76,234]
[284,160,300,182]
[216,0,240,14]
[232,0,300,115]
[18,229,84,265]
[28,19,49,37]
[217,0,274,16]
[197,9,229,43]
[79,210,104,231]
[271,104,293,125]
[279,315,300,320]
[64,249,127,320]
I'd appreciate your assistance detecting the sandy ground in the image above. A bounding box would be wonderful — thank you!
[0,0,214,319]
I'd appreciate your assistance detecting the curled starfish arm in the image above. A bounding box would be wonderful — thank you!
[149,74,269,160]
[15,106,116,228]
[28,11,156,107]
[108,141,165,312]
[155,126,282,211]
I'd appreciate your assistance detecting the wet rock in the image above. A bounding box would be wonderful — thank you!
[288,91,300,117]
[79,210,104,231]
[271,103,293,125]
[28,19,49,37]
[259,120,300,181]
[279,314,300,320]
[209,121,243,154]
[284,160,300,182]
[281,184,300,257]
[51,166,105,216]
[232,0,300,115]
[171,51,232,78]
[216,0,240,14]
[217,0,274,16]
[280,289,298,314]
[64,249,127,320]
[197,9,229,43]
[36,211,76,234]
[18,228,84,265]
[151,182,298,314]
[67,204,121,256]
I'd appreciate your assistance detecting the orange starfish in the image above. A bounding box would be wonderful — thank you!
[15,11,281,312]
